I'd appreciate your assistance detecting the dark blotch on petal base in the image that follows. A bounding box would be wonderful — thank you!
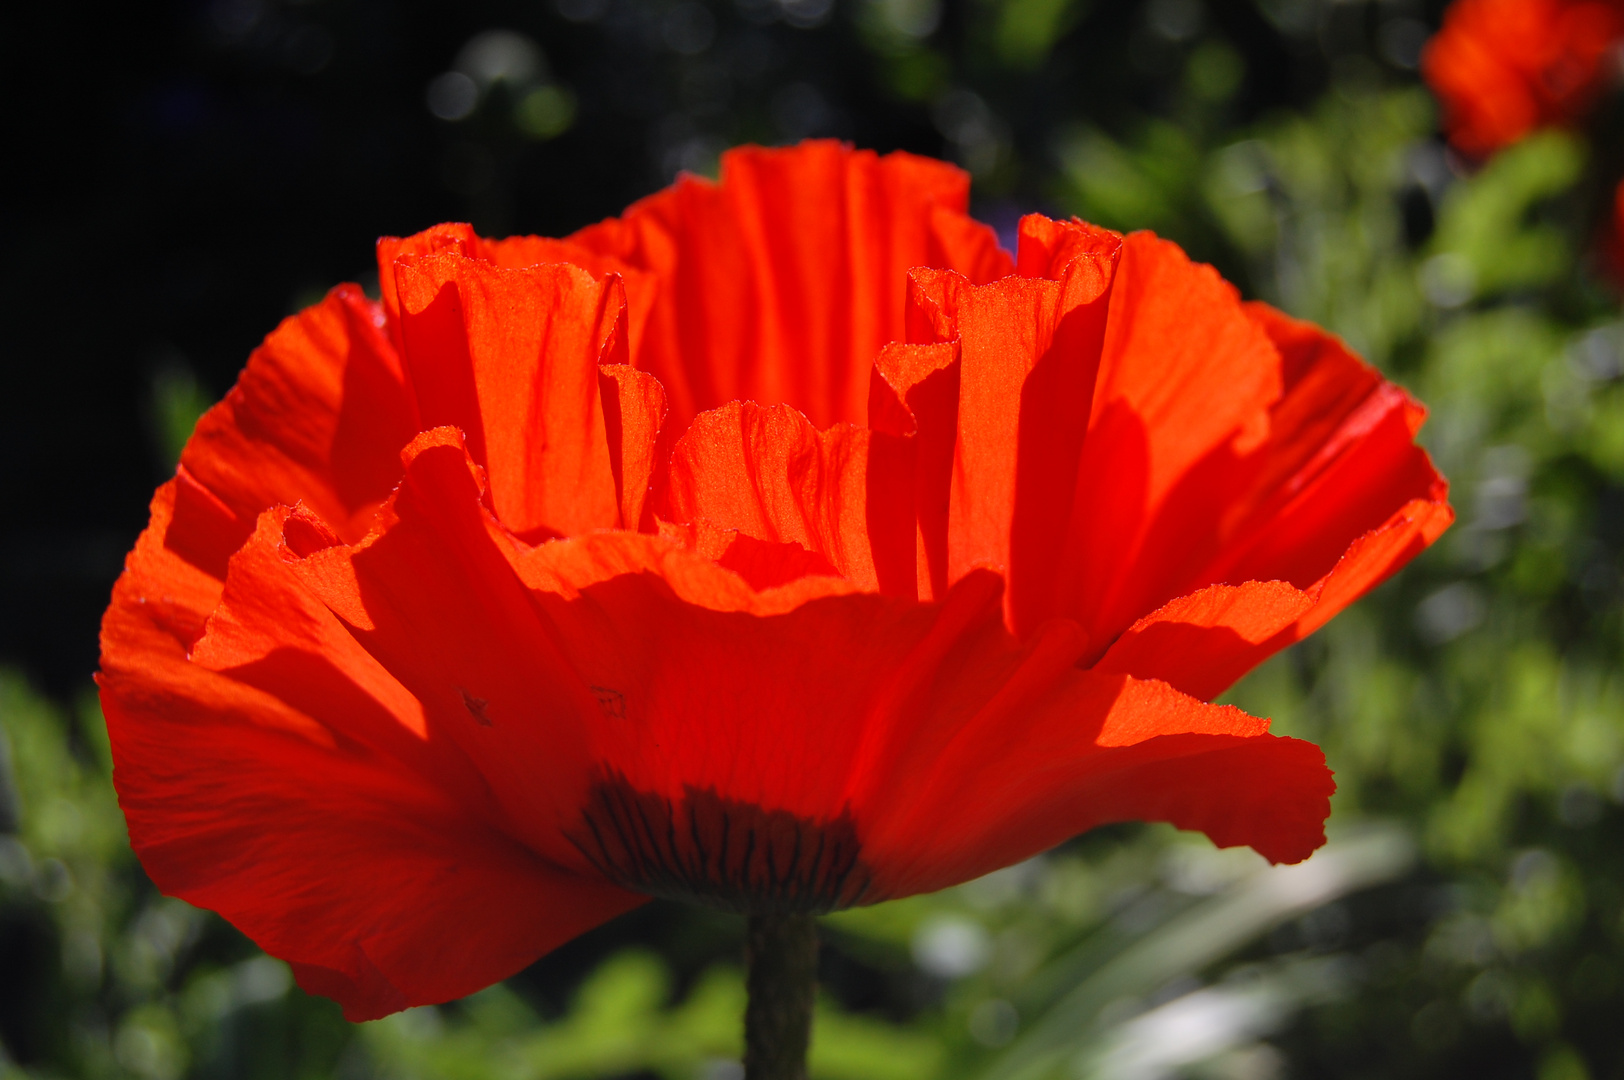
[569,771,877,915]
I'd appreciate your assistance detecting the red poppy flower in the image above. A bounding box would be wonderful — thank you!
[98,141,1451,1021]
[1422,0,1624,157]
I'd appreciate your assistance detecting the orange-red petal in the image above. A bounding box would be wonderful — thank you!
[866,340,963,600]
[391,252,632,539]
[376,222,658,359]
[875,220,1449,690]
[1041,230,1287,655]
[864,658,1333,895]
[102,157,1449,1012]
[568,140,1013,431]
[336,434,1332,884]
[1077,301,1451,694]
[1421,0,1624,156]
[663,401,884,589]
[1093,581,1316,701]
[179,285,416,552]
[99,473,643,1022]
[284,428,618,865]
[905,239,1118,635]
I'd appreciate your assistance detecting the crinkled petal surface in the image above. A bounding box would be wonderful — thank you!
[676,214,1451,696]
[998,222,1450,674]
[105,416,1333,1015]
[99,483,645,1022]
[175,285,417,560]
[567,139,1013,431]
[99,140,1448,1022]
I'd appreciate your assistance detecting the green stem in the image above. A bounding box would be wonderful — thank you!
[743,912,818,1080]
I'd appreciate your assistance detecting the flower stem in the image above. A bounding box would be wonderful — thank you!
[743,912,818,1080]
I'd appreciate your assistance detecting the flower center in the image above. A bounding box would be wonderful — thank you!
[568,771,876,915]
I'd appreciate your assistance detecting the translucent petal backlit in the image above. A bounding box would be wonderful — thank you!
[99,140,1449,1020]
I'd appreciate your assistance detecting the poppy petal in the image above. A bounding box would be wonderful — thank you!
[191,505,506,818]
[1289,496,1455,640]
[514,553,995,831]
[1093,581,1316,701]
[165,464,253,590]
[497,524,1026,851]
[286,427,617,866]
[1088,309,1451,697]
[657,519,844,591]
[598,363,669,533]
[1013,213,1123,280]
[391,251,631,539]
[98,499,643,1024]
[913,223,1449,672]
[104,670,641,1022]
[377,223,660,360]
[504,529,1330,886]
[107,480,230,654]
[1042,230,1287,656]
[904,248,1118,636]
[1166,306,1452,679]
[1198,302,1449,595]
[866,341,964,600]
[663,401,885,588]
[568,139,1013,430]
[180,285,417,548]
[866,669,1333,895]
[1421,0,1624,156]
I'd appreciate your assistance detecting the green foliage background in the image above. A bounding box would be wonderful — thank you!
[5,0,1624,1078]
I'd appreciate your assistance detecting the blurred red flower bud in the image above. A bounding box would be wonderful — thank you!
[1422,0,1624,157]
[1607,178,1624,283]
[98,141,1451,1021]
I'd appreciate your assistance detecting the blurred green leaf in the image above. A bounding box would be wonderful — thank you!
[149,364,212,469]
[1430,131,1585,301]
[978,828,1414,1080]
[987,0,1088,69]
